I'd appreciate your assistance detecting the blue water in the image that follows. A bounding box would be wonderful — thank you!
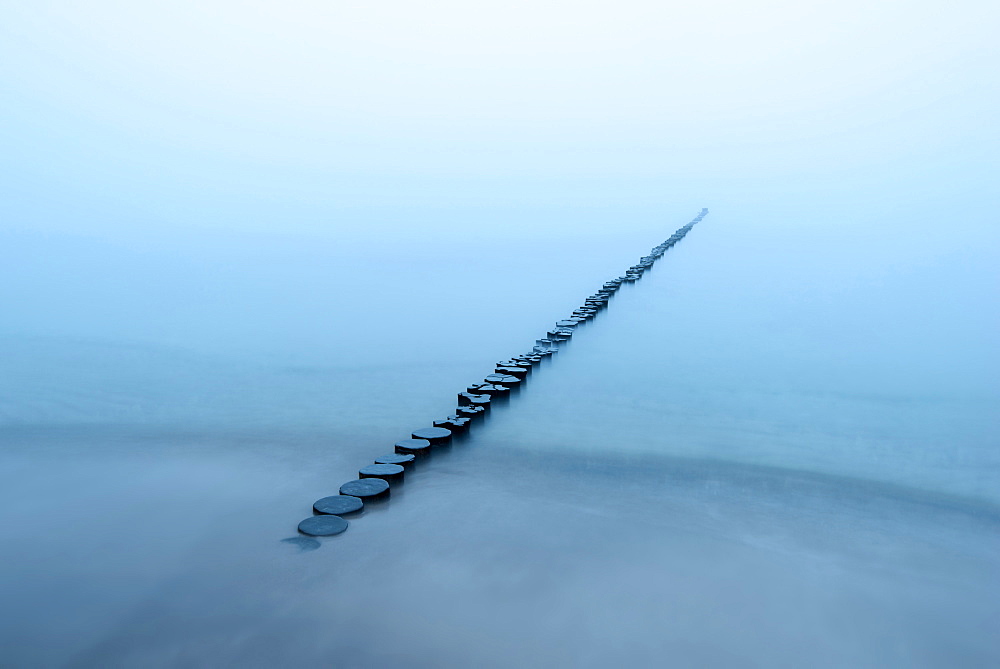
[1,206,998,667]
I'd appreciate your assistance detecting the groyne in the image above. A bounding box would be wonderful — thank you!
[296,208,709,537]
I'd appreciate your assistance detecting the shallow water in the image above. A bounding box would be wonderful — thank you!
[1,206,998,667]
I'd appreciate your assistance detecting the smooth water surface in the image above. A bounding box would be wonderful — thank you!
[1,204,997,667]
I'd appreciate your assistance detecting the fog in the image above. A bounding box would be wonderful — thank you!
[1,1,998,667]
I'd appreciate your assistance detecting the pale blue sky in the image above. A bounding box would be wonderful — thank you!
[1,0,996,237]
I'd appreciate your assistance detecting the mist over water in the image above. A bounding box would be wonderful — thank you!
[1,1,998,667]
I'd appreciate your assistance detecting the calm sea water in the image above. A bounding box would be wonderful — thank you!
[1,206,997,667]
